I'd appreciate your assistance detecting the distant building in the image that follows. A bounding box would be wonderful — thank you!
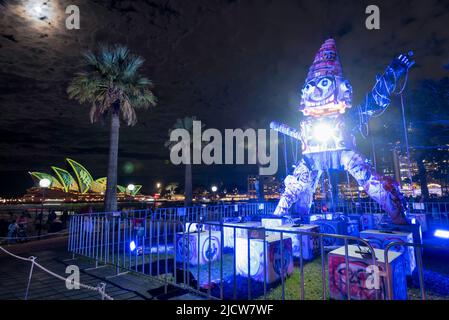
[247,175,258,199]
[247,175,281,200]
[25,158,144,202]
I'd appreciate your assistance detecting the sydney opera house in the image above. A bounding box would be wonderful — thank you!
[24,158,144,203]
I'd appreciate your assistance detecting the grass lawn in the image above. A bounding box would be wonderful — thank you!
[77,244,449,300]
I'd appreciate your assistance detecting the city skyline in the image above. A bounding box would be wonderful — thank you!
[1,0,449,197]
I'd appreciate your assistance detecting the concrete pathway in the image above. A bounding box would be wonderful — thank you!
[0,237,204,300]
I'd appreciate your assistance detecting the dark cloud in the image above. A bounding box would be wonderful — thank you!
[0,0,448,196]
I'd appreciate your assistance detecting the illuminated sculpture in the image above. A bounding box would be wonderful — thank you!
[271,39,414,225]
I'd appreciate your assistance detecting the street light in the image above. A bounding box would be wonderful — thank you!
[156,182,161,189]
[39,178,51,237]
[39,178,51,188]
[127,183,136,192]
[127,184,135,195]
[357,186,364,212]
[39,178,51,203]
[211,185,218,193]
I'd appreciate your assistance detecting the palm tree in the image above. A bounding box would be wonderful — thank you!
[68,44,157,211]
[165,117,204,207]
[165,182,179,199]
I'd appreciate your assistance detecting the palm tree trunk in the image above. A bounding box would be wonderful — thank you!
[184,163,192,207]
[104,112,120,212]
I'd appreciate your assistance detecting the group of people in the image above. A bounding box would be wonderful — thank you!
[0,210,68,243]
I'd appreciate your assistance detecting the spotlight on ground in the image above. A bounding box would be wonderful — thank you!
[434,229,449,239]
[129,240,136,252]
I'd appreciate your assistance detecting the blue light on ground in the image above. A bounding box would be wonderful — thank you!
[414,270,449,296]
[434,229,449,239]
[129,240,136,252]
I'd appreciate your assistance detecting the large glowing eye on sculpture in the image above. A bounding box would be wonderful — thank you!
[341,80,352,92]
[318,77,331,89]
[303,82,314,94]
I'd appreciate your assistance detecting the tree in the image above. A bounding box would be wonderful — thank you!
[165,117,204,207]
[165,182,179,199]
[68,44,157,211]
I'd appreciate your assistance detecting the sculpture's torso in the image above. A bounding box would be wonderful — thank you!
[299,114,352,154]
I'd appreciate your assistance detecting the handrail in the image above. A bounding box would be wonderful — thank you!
[0,246,113,300]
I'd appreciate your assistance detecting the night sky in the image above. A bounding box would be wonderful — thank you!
[1,0,449,196]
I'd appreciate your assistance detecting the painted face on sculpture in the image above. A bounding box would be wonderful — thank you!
[300,76,352,117]
[302,76,335,105]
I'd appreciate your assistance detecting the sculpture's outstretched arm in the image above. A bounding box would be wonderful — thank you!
[352,52,415,136]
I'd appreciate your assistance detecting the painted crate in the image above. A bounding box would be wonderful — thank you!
[176,231,221,266]
[328,245,407,300]
[261,218,284,236]
[360,214,385,230]
[313,219,347,246]
[360,230,416,275]
[222,221,263,248]
[235,235,294,283]
[390,224,423,246]
[261,218,285,229]
[269,224,320,260]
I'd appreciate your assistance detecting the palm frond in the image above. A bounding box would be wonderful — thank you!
[68,44,157,126]
[121,98,137,126]
[165,116,205,149]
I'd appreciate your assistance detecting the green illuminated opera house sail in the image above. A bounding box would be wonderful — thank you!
[29,158,143,196]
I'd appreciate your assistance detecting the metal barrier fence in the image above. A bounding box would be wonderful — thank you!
[66,200,449,300]
[81,200,449,227]
[89,202,279,222]
[68,212,398,300]
[383,241,449,301]
[311,200,449,220]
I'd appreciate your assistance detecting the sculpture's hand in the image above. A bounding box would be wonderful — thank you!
[393,52,415,71]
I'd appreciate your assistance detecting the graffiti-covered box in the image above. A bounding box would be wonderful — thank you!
[235,235,294,283]
[360,230,415,275]
[328,245,407,300]
[313,220,347,246]
[346,215,361,237]
[176,231,221,266]
[222,222,263,248]
[261,218,286,236]
[360,214,384,230]
[269,224,320,260]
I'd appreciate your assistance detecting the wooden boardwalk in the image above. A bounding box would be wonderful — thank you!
[0,237,204,300]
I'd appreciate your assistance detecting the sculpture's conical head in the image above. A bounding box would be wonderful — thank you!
[300,39,352,117]
[306,38,343,81]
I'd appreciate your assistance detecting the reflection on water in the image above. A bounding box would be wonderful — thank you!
[0,201,174,214]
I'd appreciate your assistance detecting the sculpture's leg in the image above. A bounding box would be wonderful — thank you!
[341,150,408,225]
[274,158,322,216]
